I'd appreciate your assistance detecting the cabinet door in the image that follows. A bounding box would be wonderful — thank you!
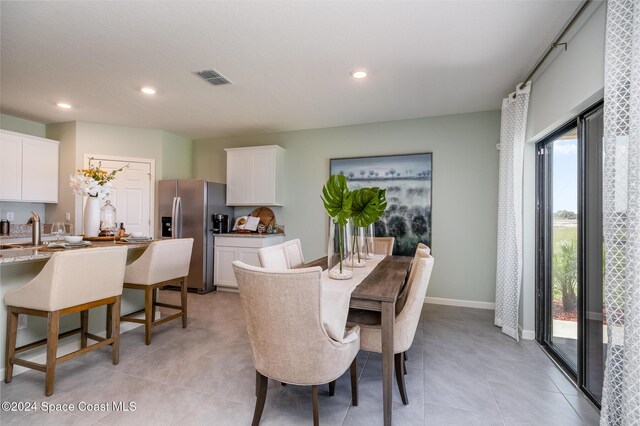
[0,132,22,201]
[22,138,59,202]
[238,248,261,267]
[226,150,248,205]
[214,246,240,288]
[248,148,275,204]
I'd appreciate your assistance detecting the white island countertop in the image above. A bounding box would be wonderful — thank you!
[0,241,151,265]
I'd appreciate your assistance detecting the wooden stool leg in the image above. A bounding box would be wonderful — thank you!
[312,384,319,426]
[181,278,188,328]
[328,380,336,396]
[4,309,18,383]
[111,296,121,365]
[80,310,88,348]
[45,311,60,396]
[106,304,113,339]
[151,288,158,322]
[144,287,153,345]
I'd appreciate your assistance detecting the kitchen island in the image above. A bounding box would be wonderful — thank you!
[0,241,153,376]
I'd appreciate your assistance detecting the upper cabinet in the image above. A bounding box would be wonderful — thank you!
[0,130,59,203]
[225,145,285,206]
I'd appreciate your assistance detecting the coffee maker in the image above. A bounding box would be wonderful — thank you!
[212,213,229,234]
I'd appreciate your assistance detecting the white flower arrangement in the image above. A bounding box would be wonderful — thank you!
[69,159,128,199]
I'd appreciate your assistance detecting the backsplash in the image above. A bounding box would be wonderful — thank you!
[0,223,59,239]
[0,202,46,223]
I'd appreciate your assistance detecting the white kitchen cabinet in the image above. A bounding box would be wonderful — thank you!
[0,130,59,203]
[214,234,285,289]
[225,145,285,206]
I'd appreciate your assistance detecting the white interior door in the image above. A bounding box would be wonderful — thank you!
[85,156,153,237]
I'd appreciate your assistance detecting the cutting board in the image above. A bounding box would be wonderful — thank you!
[249,207,276,230]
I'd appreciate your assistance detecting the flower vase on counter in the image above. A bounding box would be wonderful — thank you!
[328,222,352,280]
[365,223,375,259]
[83,196,100,237]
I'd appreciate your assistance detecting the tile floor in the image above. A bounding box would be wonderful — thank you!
[1,291,601,425]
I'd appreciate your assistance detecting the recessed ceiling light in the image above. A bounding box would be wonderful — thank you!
[56,102,72,109]
[141,86,156,95]
[351,69,368,79]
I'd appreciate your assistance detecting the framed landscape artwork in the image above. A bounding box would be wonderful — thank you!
[330,153,432,256]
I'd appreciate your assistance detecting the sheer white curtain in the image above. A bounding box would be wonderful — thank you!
[494,82,530,341]
[601,0,640,424]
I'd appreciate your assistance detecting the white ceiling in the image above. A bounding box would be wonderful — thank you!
[0,1,581,140]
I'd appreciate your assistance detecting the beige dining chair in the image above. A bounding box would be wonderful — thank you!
[233,261,360,426]
[283,238,305,268]
[257,243,289,269]
[372,237,395,255]
[347,247,434,405]
[120,238,193,345]
[4,246,128,396]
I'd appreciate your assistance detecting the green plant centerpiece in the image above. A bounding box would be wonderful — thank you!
[321,174,353,279]
[349,187,387,265]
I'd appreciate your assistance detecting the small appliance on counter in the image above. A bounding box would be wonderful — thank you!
[0,220,9,235]
[212,213,229,234]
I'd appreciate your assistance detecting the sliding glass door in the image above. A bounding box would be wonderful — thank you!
[537,102,604,405]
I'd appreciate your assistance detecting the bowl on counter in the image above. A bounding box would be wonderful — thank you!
[64,235,83,243]
[131,232,144,238]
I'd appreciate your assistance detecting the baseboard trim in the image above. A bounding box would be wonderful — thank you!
[519,326,535,340]
[424,297,495,310]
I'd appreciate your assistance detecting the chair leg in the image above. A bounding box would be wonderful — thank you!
[111,296,121,365]
[394,352,408,405]
[144,287,153,345]
[181,278,188,328]
[151,288,158,322]
[350,357,358,406]
[252,371,268,426]
[312,384,319,426]
[328,380,336,396]
[403,351,407,375]
[80,310,88,348]
[106,303,113,340]
[45,311,60,396]
[4,310,18,384]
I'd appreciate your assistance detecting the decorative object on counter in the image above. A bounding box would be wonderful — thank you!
[257,223,266,234]
[322,174,353,279]
[249,207,276,230]
[0,219,9,235]
[51,221,66,243]
[69,158,129,237]
[347,187,387,267]
[99,200,117,236]
[83,234,128,241]
[64,235,83,243]
[118,222,126,237]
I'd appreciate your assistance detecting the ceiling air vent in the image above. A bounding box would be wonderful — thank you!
[194,68,232,86]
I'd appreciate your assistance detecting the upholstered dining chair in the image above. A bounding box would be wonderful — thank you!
[283,238,305,268]
[4,246,128,396]
[372,236,395,255]
[257,243,289,269]
[120,238,193,345]
[347,247,434,405]
[233,261,360,426]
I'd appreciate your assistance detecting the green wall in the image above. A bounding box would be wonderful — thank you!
[0,113,46,137]
[195,111,500,304]
[163,132,194,179]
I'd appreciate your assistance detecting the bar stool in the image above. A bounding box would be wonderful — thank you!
[120,238,193,345]
[4,246,128,396]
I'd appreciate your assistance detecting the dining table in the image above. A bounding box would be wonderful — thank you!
[299,254,413,426]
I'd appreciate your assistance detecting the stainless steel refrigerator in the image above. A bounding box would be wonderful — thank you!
[158,180,232,293]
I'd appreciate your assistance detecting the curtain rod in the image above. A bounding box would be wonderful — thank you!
[519,0,593,89]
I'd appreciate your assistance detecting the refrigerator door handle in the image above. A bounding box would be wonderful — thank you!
[171,196,177,239]
[176,196,183,239]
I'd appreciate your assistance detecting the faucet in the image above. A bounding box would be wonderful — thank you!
[26,211,41,246]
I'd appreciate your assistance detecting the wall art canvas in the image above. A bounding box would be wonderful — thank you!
[330,153,432,256]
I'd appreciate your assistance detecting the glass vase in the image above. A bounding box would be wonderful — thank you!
[347,220,367,268]
[328,221,352,280]
[365,223,375,259]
